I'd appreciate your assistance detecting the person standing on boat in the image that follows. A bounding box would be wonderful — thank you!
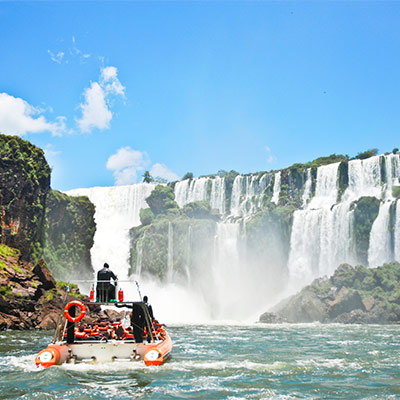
[143,295,154,320]
[130,306,145,343]
[96,263,118,302]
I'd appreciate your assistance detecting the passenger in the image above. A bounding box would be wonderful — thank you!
[143,295,154,320]
[130,306,145,343]
[96,263,118,302]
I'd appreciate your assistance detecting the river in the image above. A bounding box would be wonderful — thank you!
[0,323,399,399]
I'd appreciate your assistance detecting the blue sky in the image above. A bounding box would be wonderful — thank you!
[1,1,399,191]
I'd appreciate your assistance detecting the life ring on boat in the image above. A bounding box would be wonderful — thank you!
[64,300,86,323]
[35,347,60,368]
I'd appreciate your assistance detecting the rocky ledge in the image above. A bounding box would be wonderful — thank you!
[0,244,102,330]
[260,262,400,324]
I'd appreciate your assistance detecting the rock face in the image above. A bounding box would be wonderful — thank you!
[44,190,96,280]
[0,244,98,330]
[260,263,400,324]
[0,134,50,262]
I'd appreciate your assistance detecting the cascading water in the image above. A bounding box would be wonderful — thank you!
[395,200,400,262]
[167,221,174,282]
[66,183,156,279]
[271,172,281,205]
[302,168,312,207]
[65,153,400,322]
[288,154,400,291]
[368,201,393,267]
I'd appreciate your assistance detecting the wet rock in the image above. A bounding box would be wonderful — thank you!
[33,259,57,290]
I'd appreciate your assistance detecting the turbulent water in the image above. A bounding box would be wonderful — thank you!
[1,324,399,399]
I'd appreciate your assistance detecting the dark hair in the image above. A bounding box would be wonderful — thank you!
[104,263,109,268]
[143,296,148,302]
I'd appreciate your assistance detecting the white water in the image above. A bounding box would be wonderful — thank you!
[288,155,400,291]
[65,154,400,322]
[368,201,393,267]
[271,172,281,205]
[302,168,312,208]
[394,200,400,262]
[66,183,156,279]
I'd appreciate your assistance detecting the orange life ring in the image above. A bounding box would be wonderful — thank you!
[64,300,86,323]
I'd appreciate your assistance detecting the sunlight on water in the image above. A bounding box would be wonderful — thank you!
[1,324,399,399]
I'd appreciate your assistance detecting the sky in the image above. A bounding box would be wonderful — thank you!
[0,1,399,191]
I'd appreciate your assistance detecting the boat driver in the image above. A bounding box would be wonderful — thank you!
[96,263,118,302]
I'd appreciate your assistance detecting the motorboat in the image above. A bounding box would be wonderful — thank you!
[35,281,172,368]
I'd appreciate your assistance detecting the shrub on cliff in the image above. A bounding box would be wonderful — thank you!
[43,190,95,280]
[0,134,50,262]
[356,149,378,160]
[351,197,380,266]
[145,185,180,215]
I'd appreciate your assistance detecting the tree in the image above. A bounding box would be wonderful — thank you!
[145,185,179,215]
[143,171,153,183]
[139,208,154,226]
[356,149,378,160]
[182,172,193,180]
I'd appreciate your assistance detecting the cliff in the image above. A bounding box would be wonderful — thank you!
[0,134,50,262]
[44,190,96,281]
[261,262,400,324]
[0,244,81,330]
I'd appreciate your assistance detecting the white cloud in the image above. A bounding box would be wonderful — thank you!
[265,146,277,163]
[106,147,149,185]
[76,66,125,133]
[150,163,180,182]
[0,92,66,136]
[77,82,112,133]
[47,50,65,64]
[101,66,125,96]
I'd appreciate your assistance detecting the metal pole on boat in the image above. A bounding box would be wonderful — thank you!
[135,281,142,301]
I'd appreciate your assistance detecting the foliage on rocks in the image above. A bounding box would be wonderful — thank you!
[145,185,180,216]
[0,134,51,263]
[43,190,96,281]
[267,262,400,324]
[351,197,380,266]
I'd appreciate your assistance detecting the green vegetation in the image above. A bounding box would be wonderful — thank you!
[43,190,96,280]
[0,134,50,262]
[330,262,400,317]
[356,149,378,160]
[182,172,193,180]
[352,197,380,266]
[392,186,400,199]
[182,201,219,220]
[0,244,19,259]
[139,208,155,226]
[142,171,153,183]
[145,185,180,216]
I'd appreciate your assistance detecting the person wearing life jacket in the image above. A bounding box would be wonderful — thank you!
[96,263,118,302]
[143,295,154,320]
[130,306,145,343]
[74,325,87,340]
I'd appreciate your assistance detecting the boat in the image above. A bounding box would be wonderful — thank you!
[35,280,172,368]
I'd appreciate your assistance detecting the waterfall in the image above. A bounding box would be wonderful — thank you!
[174,176,226,214]
[167,221,174,282]
[185,225,192,284]
[210,176,225,214]
[135,237,143,277]
[288,163,345,289]
[230,174,269,217]
[66,183,156,279]
[368,201,393,267]
[271,172,281,205]
[302,168,312,208]
[395,200,400,262]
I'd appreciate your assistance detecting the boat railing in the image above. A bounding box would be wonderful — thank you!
[66,279,143,304]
